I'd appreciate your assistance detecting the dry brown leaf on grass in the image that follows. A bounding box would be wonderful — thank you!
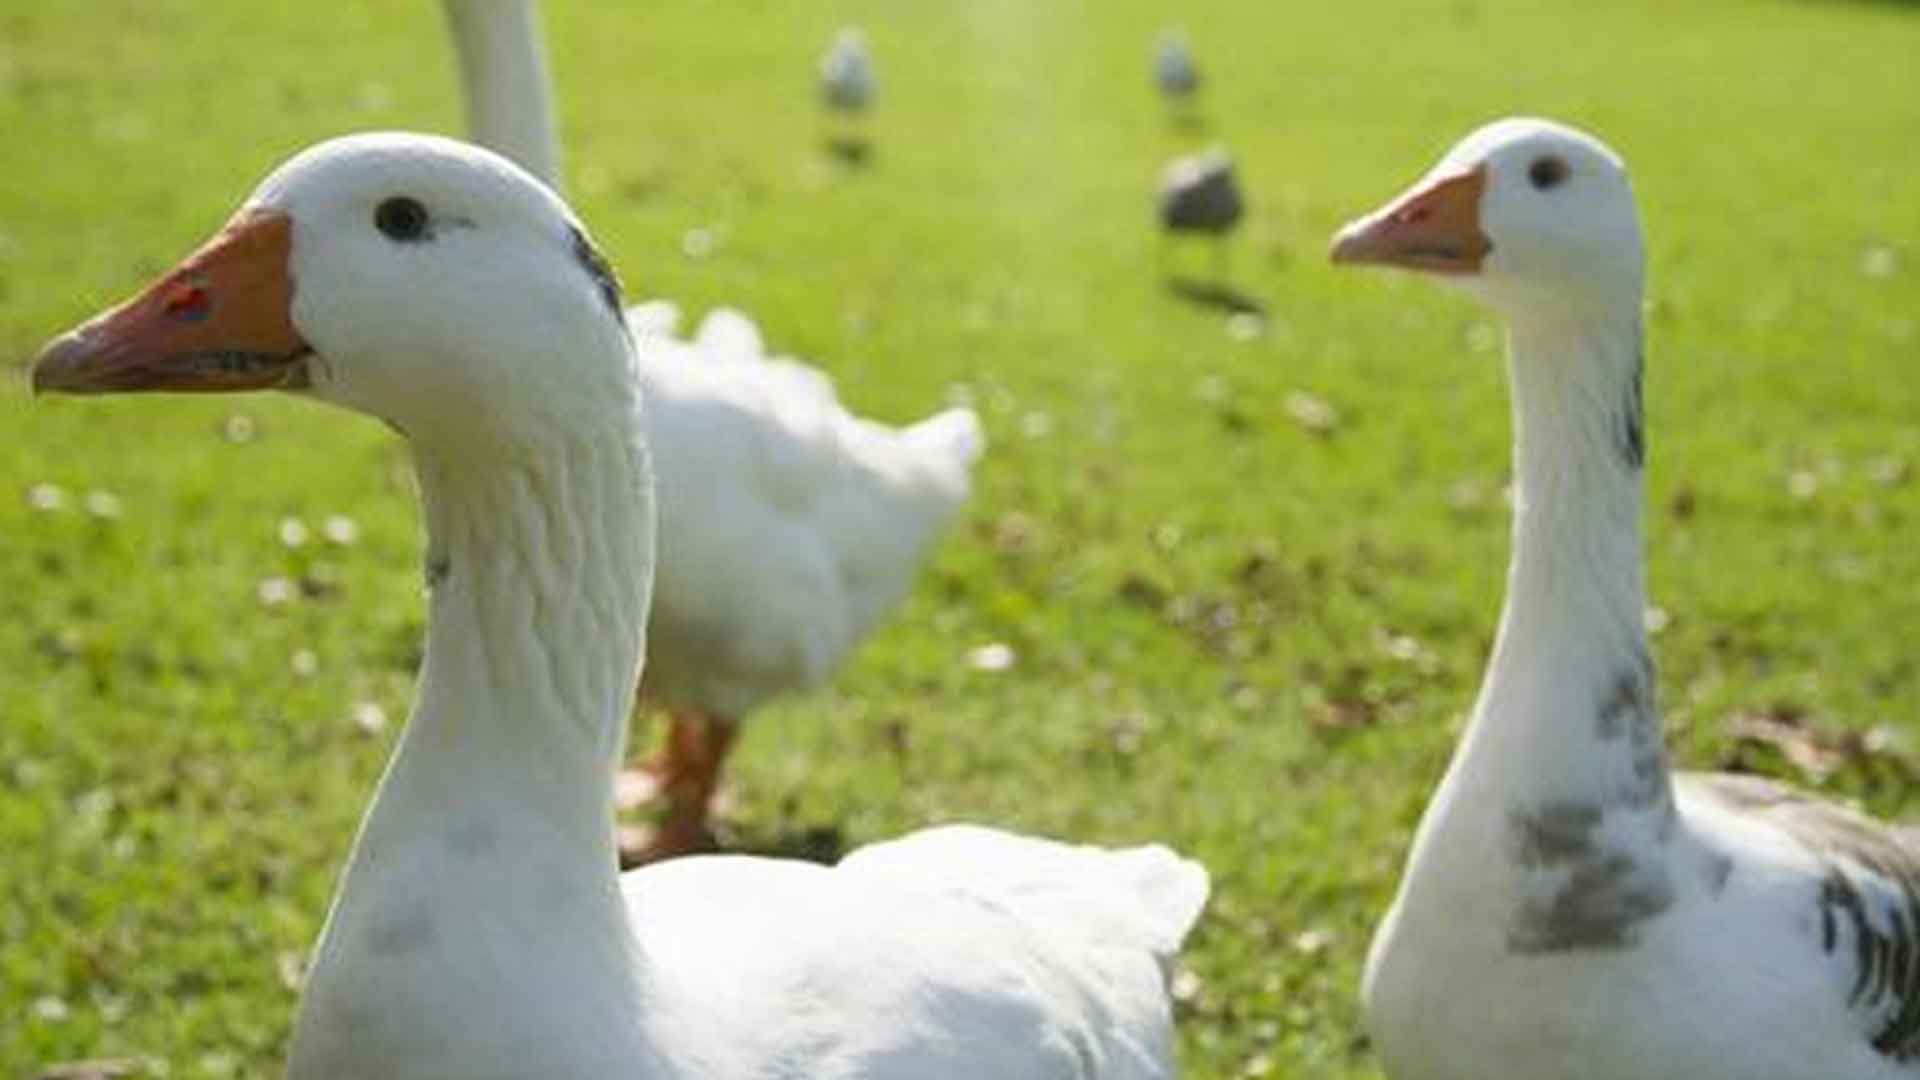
[1723,706,1914,784]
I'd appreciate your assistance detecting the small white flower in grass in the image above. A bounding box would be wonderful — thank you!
[352,701,389,736]
[1870,456,1910,488]
[1284,390,1339,436]
[83,490,123,519]
[682,227,716,260]
[1643,605,1671,635]
[322,514,360,545]
[1380,631,1423,662]
[222,413,256,443]
[27,483,67,511]
[967,642,1016,672]
[1169,968,1203,1004]
[277,950,306,992]
[1241,1054,1275,1077]
[12,759,47,788]
[1226,312,1264,341]
[278,517,309,548]
[76,787,115,826]
[290,649,319,678]
[31,995,70,1022]
[1291,927,1335,955]
[1862,245,1898,279]
[1020,411,1053,440]
[257,577,297,607]
[1787,470,1819,500]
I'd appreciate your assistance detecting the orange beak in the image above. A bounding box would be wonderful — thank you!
[1330,165,1491,276]
[32,208,312,395]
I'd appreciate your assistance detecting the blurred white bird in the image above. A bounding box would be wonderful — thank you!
[820,27,876,113]
[618,302,983,863]
[441,1,984,864]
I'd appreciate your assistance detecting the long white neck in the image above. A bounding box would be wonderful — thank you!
[289,421,659,1078]
[443,0,562,188]
[1444,300,1671,822]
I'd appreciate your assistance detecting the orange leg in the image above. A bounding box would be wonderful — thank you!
[616,708,738,867]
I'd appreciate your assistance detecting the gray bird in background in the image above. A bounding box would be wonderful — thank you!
[820,27,876,113]
[1155,30,1203,129]
[1154,30,1200,101]
[1159,148,1244,280]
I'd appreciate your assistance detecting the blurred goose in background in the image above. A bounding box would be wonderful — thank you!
[820,26,876,113]
[1153,30,1201,127]
[441,0,558,187]
[34,132,1208,1080]
[1333,116,1920,1080]
[442,0,984,863]
[818,26,876,163]
[1159,147,1243,279]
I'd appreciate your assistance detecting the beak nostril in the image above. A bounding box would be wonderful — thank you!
[163,281,212,323]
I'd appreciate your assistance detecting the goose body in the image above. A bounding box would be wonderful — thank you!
[629,301,981,721]
[1159,149,1241,236]
[441,0,980,860]
[1153,31,1200,102]
[819,27,876,114]
[35,133,1204,1078]
[1333,118,1920,1079]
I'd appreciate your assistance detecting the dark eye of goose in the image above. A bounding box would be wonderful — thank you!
[1528,156,1570,191]
[374,196,431,242]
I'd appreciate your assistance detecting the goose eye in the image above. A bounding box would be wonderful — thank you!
[1528,156,1570,191]
[374,196,431,242]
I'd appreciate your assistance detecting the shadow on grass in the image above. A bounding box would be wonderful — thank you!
[1164,276,1266,316]
[619,820,848,871]
[1166,109,1208,136]
[724,821,848,865]
[823,135,874,168]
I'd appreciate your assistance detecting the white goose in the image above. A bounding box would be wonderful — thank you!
[34,133,1205,1078]
[1332,117,1920,1079]
[819,27,877,114]
[442,0,983,862]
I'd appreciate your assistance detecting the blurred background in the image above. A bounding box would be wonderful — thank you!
[2,1,1917,1076]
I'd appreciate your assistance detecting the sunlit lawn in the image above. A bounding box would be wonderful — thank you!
[3,1,1918,1076]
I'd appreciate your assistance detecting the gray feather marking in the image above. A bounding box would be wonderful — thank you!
[1691,773,1920,1062]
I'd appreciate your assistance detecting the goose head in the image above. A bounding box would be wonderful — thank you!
[1331,117,1644,317]
[33,133,633,455]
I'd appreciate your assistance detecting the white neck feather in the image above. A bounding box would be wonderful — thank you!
[1431,301,1671,832]
[442,0,562,188]
[289,423,659,1077]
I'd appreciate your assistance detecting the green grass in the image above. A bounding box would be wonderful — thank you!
[4,0,1919,1075]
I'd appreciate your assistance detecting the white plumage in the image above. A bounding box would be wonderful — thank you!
[442,1,978,860]
[630,300,983,721]
[35,132,1206,1080]
[1334,116,1920,1080]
